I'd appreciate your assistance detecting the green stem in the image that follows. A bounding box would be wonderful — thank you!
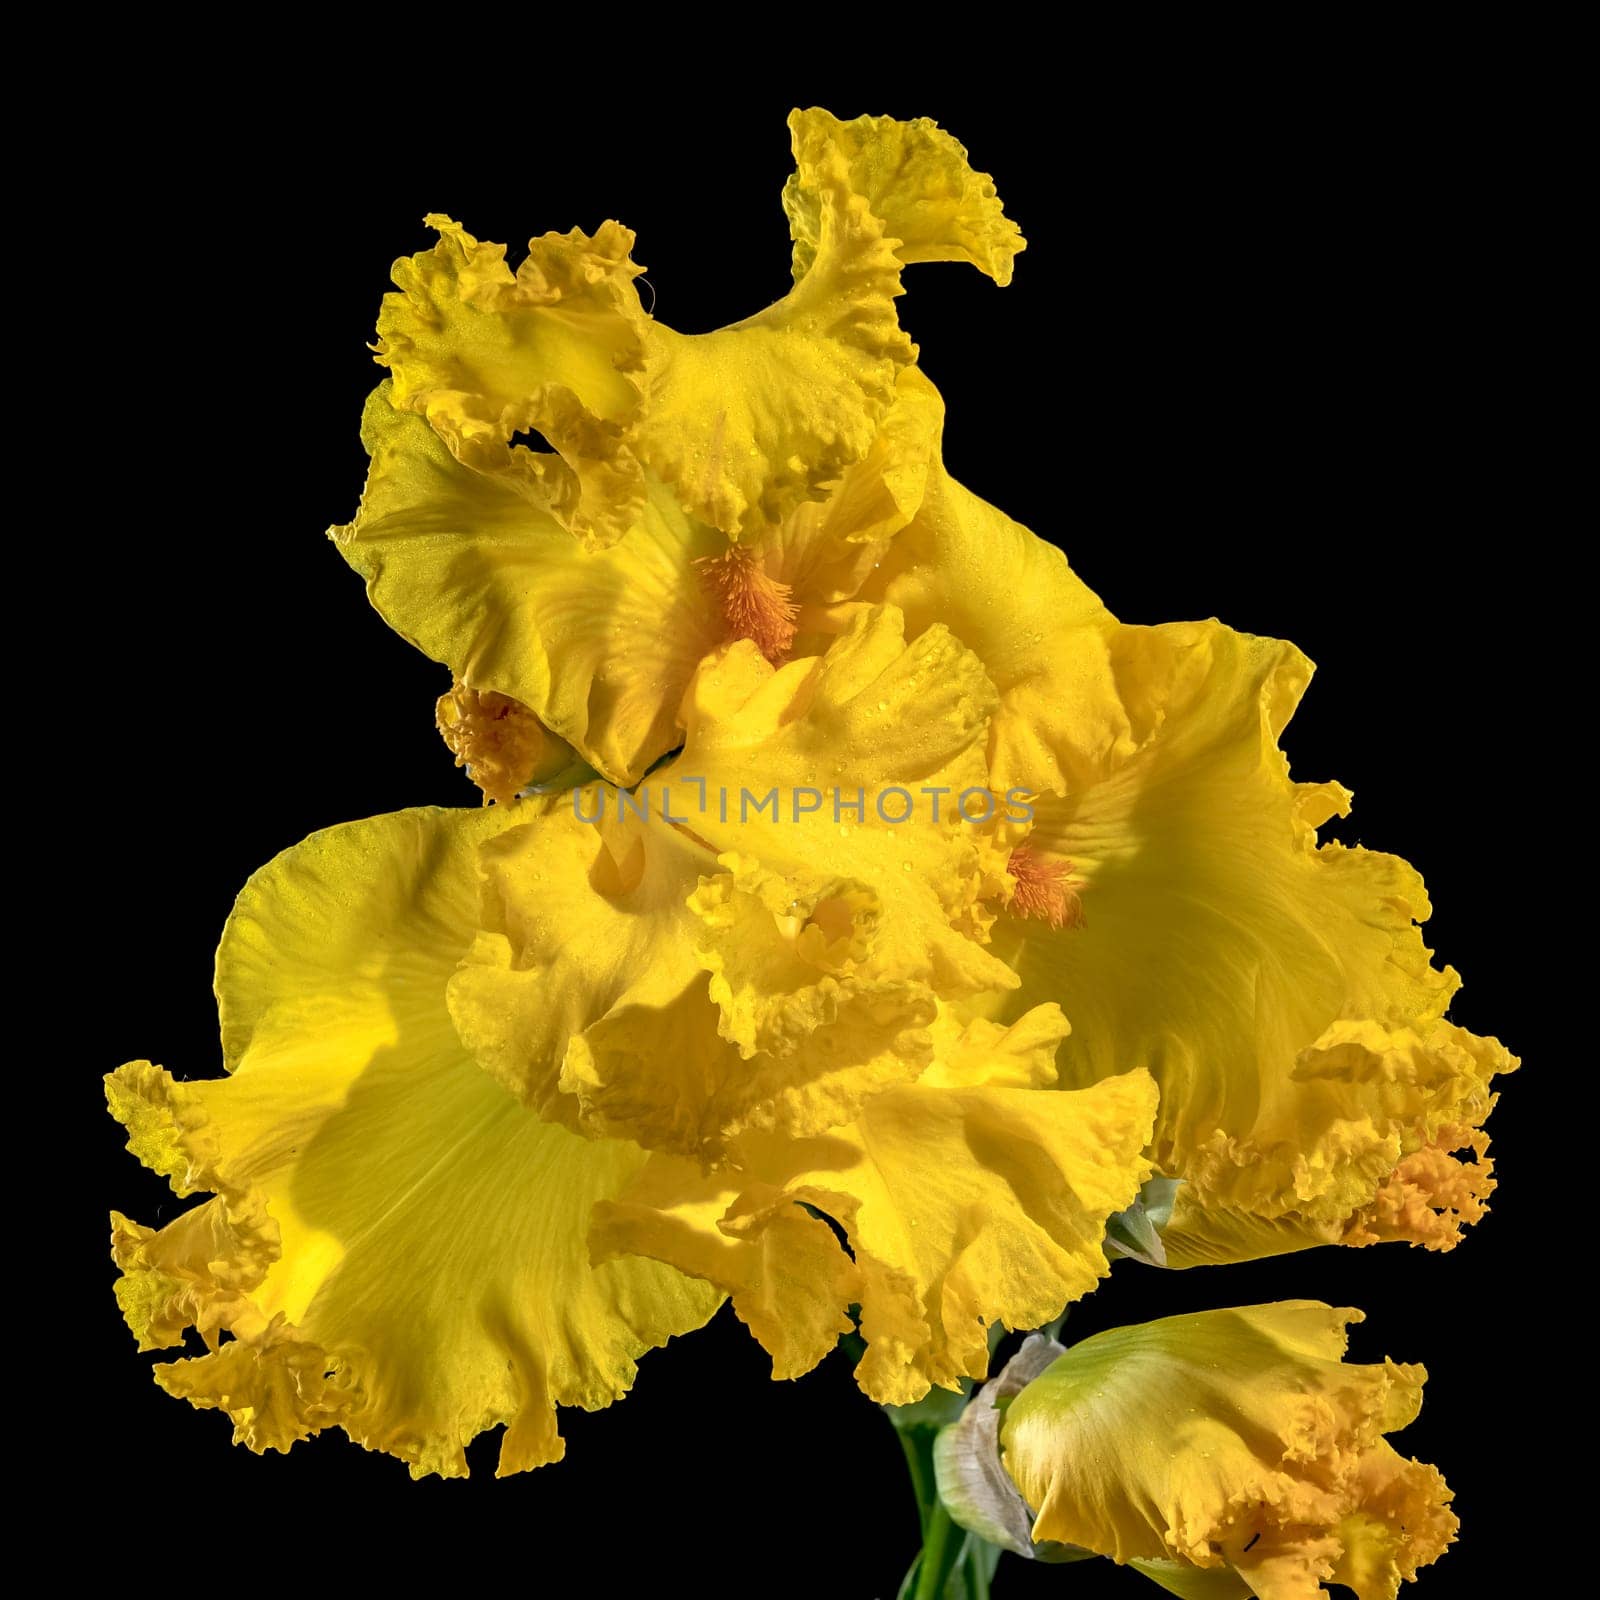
[878,1345,993,1597]
[897,1430,936,1534]
[912,1506,968,1600]
[964,1538,994,1600]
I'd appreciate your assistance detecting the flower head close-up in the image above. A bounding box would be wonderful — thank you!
[80,75,1550,1600]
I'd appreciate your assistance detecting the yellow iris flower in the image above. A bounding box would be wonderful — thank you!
[435,603,1163,1404]
[449,603,1024,1144]
[999,1302,1456,1599]
[105,103,1515,1537]
[977,614,1516,1263]
[332,110,1018,790]
[841,455,1517,1259]
[106,606,1160,1461]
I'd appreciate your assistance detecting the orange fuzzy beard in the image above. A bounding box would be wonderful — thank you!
[1007,846,1085,930]
[696,544,799,663]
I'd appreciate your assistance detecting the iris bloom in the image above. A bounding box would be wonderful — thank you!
[982,617,1516,1264]
[849,488,1517,1260]
[1000,1303,1456,1598]
[332,110,1021,790]
[330,97,1513,1265]
[106,107,1514,1517]
[107,607,1160,1463]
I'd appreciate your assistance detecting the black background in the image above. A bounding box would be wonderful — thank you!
[73,55,1558,1597]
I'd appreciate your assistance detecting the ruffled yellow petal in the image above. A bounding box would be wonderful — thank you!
[371,126,975,554]
[106,806,719,1478]
[153,1315,359,1456]
[668,604,1016,998]
[784,108,1025,285]
[450,605,1023,1160]
[332,386,723,784]
[588,1156,861,1383]
[109,1195,276,1351]
[1163,1104,1500,1268]
[595,1069,1157,1405]
[684,855,939,1124]
[915,1003,1070,1091]
[447,796,712,1128]
[1339,1117,1497,1249]
[854,396,1124,797]
[450,789,945,1161]
[633,153,911,540]
[1001,1303,1456,1599]
[376,215,648,550]
[988,620,1516,1243]
[779,366,945,557]
[338,114,1012,777]
[336,362,948,787]
[637,107,1021,540]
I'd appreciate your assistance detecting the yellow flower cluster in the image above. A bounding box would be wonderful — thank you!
[105,108,1513,1589]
